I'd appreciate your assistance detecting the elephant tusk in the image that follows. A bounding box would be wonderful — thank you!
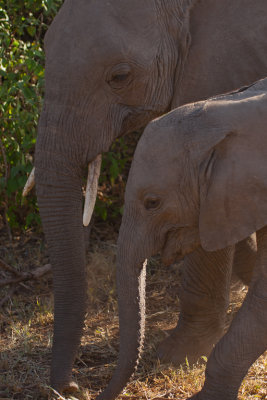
[22,167,35,197]
[83,154,102,227]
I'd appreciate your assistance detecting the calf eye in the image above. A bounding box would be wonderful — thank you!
[144,197,161,210]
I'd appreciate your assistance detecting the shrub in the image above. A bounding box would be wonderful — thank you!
[0,0,135,235]
[0,0,63,232]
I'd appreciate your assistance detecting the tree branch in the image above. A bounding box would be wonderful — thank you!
[0,263,52,288]
[0,258,21,276]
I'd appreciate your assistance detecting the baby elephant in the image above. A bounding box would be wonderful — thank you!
[98,78,267,400]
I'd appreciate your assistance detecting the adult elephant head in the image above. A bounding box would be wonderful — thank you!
[33,0,192,392]
[28,0,267,393]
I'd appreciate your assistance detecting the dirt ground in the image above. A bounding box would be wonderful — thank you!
[0,221,266,400]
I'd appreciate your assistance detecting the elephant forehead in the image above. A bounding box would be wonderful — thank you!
[46,0,160,65]
[128,158,179,196]
[133,124,183,169]
[128,130,190,197]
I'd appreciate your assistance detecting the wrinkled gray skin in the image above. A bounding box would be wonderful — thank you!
[104,79,267,400]
[35,0,267,392]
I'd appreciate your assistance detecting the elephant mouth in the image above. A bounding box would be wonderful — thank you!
[161,231,200,266]
[161,249,184,267]
[160,225,197,266]
[171,253,184,264]
[120,106,160,136]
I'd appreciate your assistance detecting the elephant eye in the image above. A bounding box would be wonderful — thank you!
[112,73,130,83]
[144,197,161,210]
[107,64,132,89]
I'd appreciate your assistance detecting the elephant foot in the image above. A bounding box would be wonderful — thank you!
[62,380,79,393]
[157,325,223,366]
[52,380,79,395]
[187,391,237,400]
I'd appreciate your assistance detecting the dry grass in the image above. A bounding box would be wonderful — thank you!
[0,233,266,400]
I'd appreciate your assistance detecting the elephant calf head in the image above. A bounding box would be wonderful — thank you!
[123,78,267,257]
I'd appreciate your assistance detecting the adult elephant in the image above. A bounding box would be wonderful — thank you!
[31,0,267,393]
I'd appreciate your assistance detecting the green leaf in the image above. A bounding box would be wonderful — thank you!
[26,26,36,37]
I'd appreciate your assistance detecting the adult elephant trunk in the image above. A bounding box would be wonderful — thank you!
[98,226,147,400]
[34,115,101,390]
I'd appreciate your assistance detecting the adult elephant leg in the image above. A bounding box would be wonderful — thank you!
[232,235,257,286]
[158,246,234,366]
[190,228,267,400]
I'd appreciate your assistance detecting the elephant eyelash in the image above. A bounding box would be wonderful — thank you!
[173,224,190,230]
[111,73,130,83]
[144,197,161,210]
[107,73,133,90]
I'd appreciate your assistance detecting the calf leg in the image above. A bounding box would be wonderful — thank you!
[157,246,234,365]
[190,227,267,400]
[232,234,257,286]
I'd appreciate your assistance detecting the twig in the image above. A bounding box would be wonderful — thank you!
[0,137,8,185]
[0,264,52,288]
[3,210,13,241]
[36,13,44,42]
[0,258,21,276]
[0,137,13,241]
[0,284,17,307]
[118,397,178,400]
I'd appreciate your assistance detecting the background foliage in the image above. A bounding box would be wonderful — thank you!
[0,0,134,235]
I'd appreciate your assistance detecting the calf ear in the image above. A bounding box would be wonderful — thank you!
[199,127,267,252]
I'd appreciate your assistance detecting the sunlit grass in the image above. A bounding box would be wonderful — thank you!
[1,239,266,399]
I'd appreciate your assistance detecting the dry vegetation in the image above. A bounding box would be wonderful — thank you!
[0,223,266,400]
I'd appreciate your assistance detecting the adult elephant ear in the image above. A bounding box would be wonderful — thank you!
[199,94,267,252]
